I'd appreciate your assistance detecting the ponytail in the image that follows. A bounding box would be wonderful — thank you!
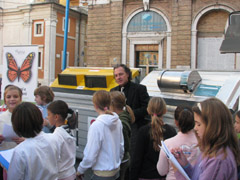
[66,108,77,129]
[151,115,164,151]
[48,100,77,129]
[125,105,135,124]
[147,97,167,151]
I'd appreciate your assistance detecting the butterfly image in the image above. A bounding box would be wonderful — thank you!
[6,52,35,82]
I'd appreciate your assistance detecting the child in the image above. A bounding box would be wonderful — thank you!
[0,85,24,150]
[234,110,240,179]
[172,97,240,180]
[34,85,55,133]
[47,100,76,180]
[131,97,177,180]
[234,110,240,141]
[0,85,13,114]
[110,91,135,180]
[7,102,59,180]
[77,90,124,180]
[157,105,199,180]
[0,85,25,180]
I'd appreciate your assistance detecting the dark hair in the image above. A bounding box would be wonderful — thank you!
[174,105,194,133]
[12,102,43,138]
[34,86,54,103]
[47,100,77,129]
[113,64,132,81]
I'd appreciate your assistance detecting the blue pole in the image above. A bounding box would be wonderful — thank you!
[62,0,70,70]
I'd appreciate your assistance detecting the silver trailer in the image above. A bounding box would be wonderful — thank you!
[141,70,240,127]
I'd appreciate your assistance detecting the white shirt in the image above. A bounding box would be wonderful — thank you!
[53,126,76,179]
[0,110,17,150]
[77,113,124,174]
[7,132,59,180]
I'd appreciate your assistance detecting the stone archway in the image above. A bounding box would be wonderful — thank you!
[191,4,234,69]
[122,8,171,69]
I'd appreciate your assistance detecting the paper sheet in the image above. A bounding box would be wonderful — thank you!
[2,124,18,141]
[0,148,14,170]
[159,141,191,180]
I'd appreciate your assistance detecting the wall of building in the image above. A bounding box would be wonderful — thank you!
[55,11,77,77]
[86,0,123,66]
[86,0,240,70]
[0,2,87,85]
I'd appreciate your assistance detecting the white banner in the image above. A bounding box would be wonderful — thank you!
[2,45,38,102]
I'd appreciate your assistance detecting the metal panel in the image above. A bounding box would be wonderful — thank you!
[220,11,240,53]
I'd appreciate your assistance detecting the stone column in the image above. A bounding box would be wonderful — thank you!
[22,9,32,45]
[122,33,127,64]
[129,42,135,67]
[166,32,171,69]
[191,30,197,69]
[158,40,163,69]
[44,17,57,85]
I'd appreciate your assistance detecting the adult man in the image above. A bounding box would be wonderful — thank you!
[111,64,150,128]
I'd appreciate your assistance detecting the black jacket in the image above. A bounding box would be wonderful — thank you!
[131,123,177,180]
[111,81,150,127]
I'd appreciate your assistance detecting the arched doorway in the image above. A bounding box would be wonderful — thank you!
[191,5,235,69]
[122,9,171,72]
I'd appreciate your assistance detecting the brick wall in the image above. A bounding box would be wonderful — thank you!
[86,0,240,68]
[86,1,123,67]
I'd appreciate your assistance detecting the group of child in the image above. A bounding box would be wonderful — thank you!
[0,84,239,180]
[0,85,77,180]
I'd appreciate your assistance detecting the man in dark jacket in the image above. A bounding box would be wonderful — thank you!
[111,64,150,177]
[111,64,150,128]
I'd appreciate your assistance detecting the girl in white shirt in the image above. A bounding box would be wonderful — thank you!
[47,100,76,180]
[0,85,24,150]
[77,90,124,180]
[7,102,59,180]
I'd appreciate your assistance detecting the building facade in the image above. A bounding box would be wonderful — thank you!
[85,0,240,73]
[0,0,87,85]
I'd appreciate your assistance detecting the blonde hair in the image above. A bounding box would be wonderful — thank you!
[147,97,166,151]
[93,90,113,115]
[193,97,240,165]
[4,85,22,105]
[110,91,135,123]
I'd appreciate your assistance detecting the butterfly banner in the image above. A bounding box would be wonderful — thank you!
[2,45,38,102]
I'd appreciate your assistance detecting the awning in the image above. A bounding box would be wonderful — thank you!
[220,11,240,53]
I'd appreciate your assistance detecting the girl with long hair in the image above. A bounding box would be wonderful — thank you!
[110,91,135,180]
[131,97,176,180]
[172,97,240,180]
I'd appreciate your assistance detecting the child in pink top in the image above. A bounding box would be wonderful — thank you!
[157,105,199,180]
